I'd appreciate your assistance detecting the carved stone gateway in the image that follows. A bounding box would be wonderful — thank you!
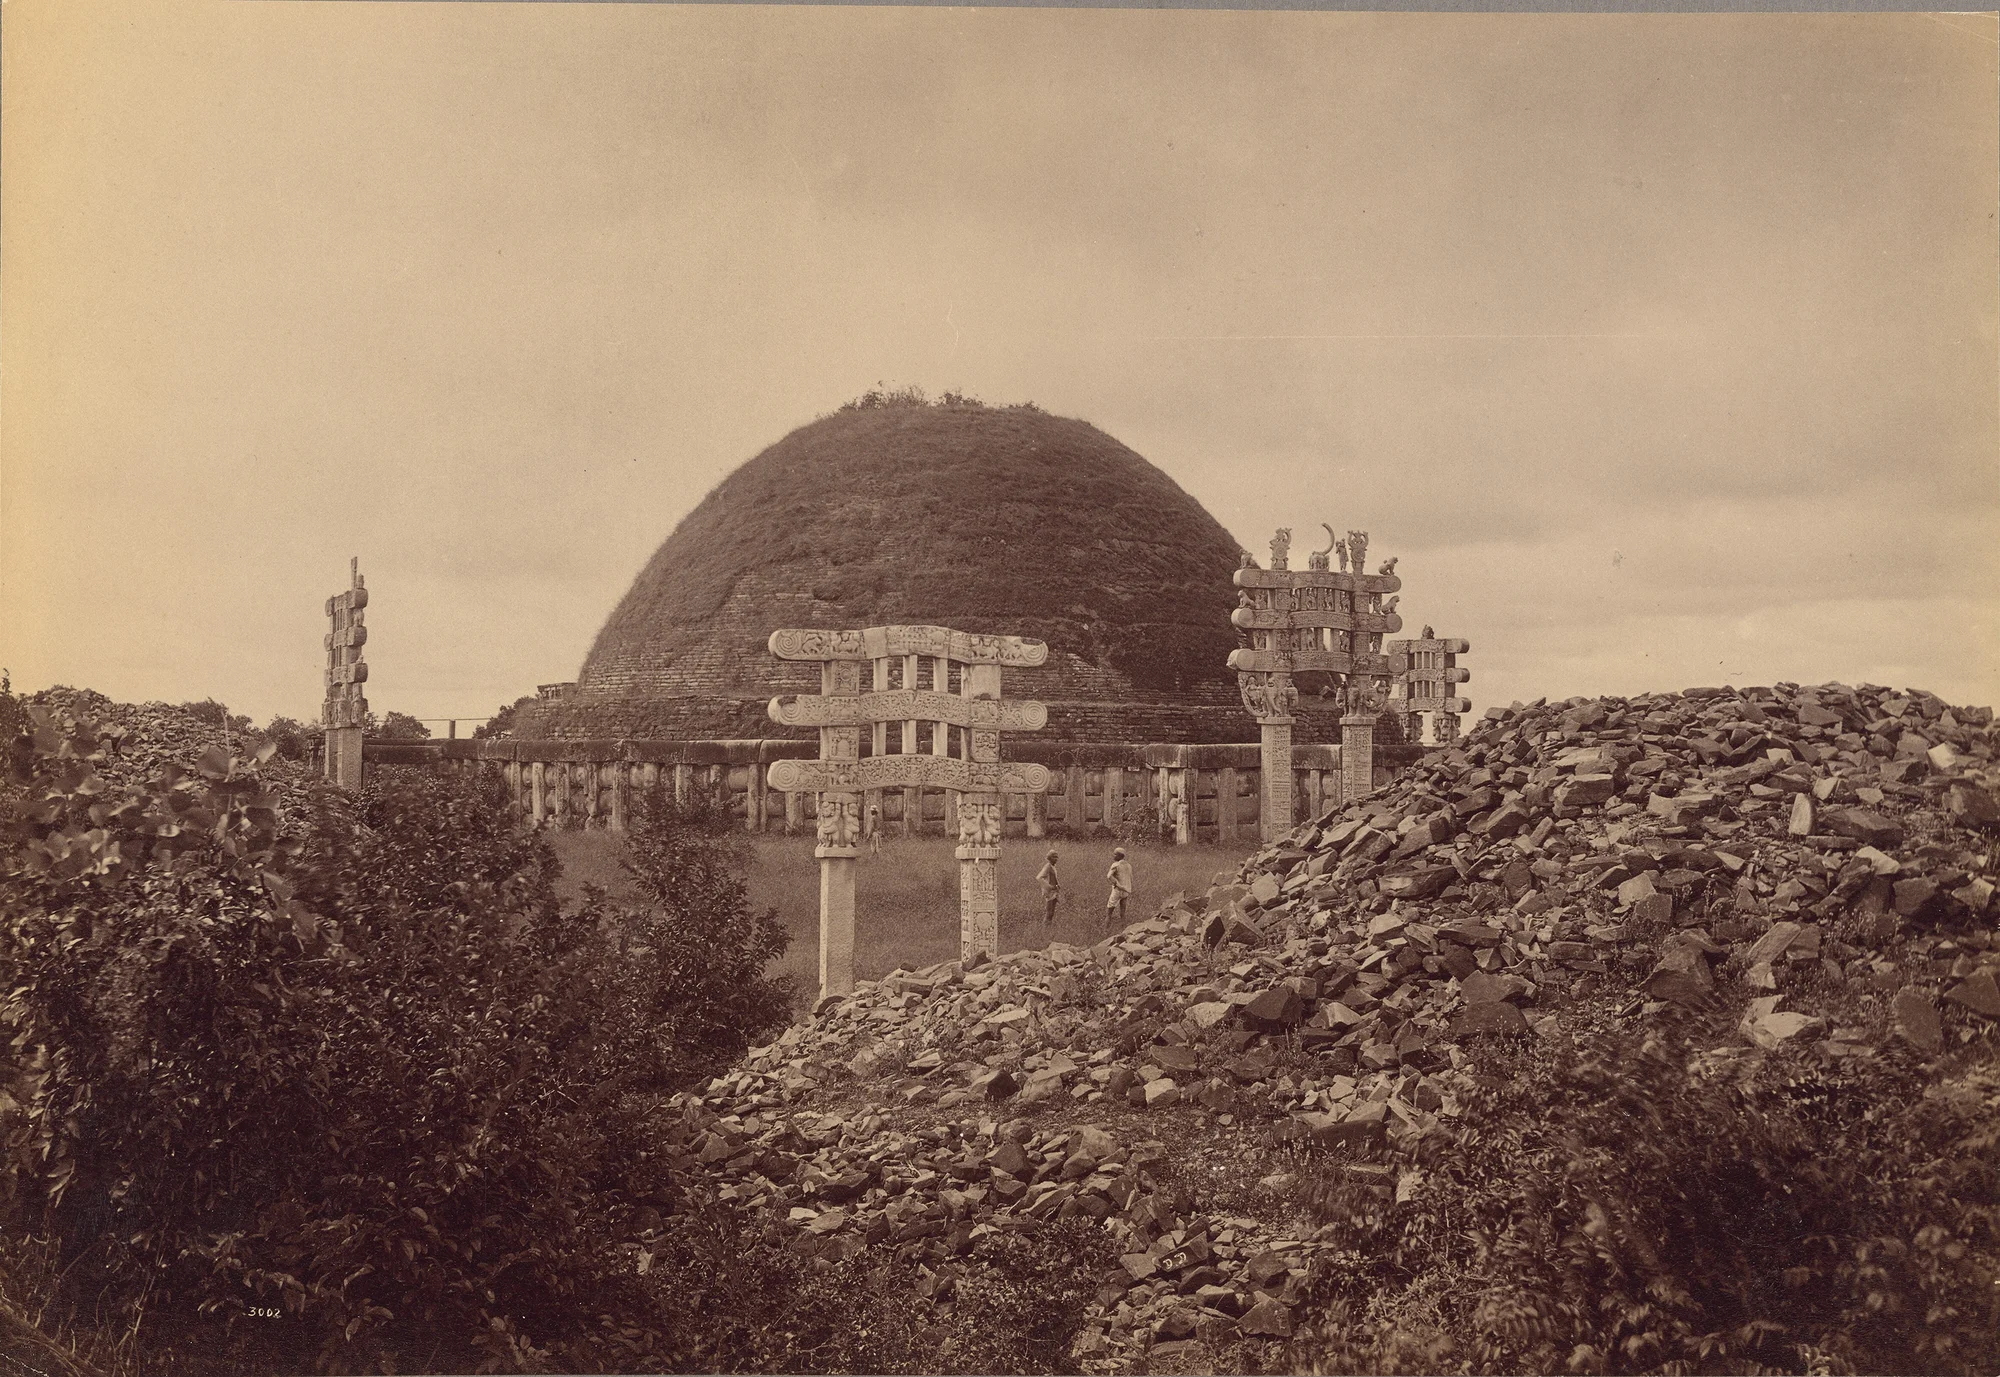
[322,558,369,789]
[1230,525,1403,837]
[767,624,1049,999]
[1389,627,1473,745]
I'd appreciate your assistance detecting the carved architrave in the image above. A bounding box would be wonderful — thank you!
[1228,647,1393,677]
[769,690,1048,731]
[1230,606,1404,634]
[769,625,1048,667]
[770,756,1051,795]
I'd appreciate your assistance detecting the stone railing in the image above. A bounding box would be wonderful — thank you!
[365,736,1425,843]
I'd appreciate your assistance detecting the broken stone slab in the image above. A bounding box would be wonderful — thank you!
[1945,781,1998,830]
[1450,1000,1529,1036]
[1820,808,1905,848]
[1242,985,1305,1030]
[1560,774,1619,808]
[1744,920,1806,968]
[1946,971,2000,1019]
[1744,1008,1822,1051]
[1891,987,1943,1052]
[1460,971,1532,1005]
[1239,1294,1294,1337]
[1617,871,1660,908]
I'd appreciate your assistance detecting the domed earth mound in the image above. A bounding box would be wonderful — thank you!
[532,399,1330,743]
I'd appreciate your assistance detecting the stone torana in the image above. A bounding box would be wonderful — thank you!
[767,623,1049,999]
[1230,525,1404,840]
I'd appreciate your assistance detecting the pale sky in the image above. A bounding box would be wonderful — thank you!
[4,3,1996,729]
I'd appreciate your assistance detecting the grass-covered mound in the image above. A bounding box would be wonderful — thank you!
[542,392,1263,741]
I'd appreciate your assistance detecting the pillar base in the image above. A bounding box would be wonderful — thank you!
[956,844,1000,963]
[817,849,858,1000]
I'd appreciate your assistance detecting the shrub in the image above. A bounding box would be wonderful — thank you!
[255,715,318,762]
[1288,1018,1999,1376]
[0,705,792,1373]
[370,711,430,741]
[472,696,535,741]
[634,1211,1113,1374]
[606,790,794,1090]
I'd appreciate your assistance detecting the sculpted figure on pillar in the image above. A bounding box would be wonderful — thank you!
[1238,673,1270,718]
[957,797,1004,848]
[1269,528,1292,571]
[1347,530,1369,577]
[816,794,862,852]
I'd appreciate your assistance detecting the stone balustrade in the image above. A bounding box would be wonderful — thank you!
[369,736,1425,842]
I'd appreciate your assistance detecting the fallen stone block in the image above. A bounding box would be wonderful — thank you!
[1892,987,1943,1052]
[1946,971,2000,1019]
[1451,1000,1529,1036]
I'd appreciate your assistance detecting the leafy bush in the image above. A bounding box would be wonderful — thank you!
[630,1207,1112,1374]
[1288,1019,1999,1376]
[255,715,318,762]
[472,696,535,741]
[174,698,232,727]
[607,790,795,1090]
[0,704,793,1373]
[370,711,430,741]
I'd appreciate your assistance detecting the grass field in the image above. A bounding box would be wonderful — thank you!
[547,830,1254,1008]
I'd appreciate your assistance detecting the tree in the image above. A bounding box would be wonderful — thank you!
[257,714,318,761]
[371,710,429,741]
[472,695,535,740]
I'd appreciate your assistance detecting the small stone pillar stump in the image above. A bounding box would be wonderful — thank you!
[321,558,369,790]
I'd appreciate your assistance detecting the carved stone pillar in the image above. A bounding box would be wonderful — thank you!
[956,794,1003,963]
[1257,717,1294,841]
[816,793,860,998]
[1341,713,1375,802]
[816,657,863,1000]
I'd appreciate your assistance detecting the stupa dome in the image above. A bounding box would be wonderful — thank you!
[527,398,1348,743]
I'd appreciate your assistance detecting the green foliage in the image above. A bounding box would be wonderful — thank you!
[370,711,430,741]
[1289,1021,1999,1376]
[630,1208,1113,1374]
[174,698,232,727]
[610,791,795,1087]
[0,705,793,1374]
[472,696,535,741]
[255,715,318,762]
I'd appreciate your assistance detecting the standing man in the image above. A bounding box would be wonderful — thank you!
[1105,847,1133,932]
[867,801,883,857]
[1036,849,1060,928]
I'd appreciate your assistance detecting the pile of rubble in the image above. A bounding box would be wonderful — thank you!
[15,686,307,788]
[651,681,1997,1369]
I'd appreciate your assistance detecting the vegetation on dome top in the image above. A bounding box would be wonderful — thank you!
[579,397,1244,696]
